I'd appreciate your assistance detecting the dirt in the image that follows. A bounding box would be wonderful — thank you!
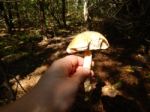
[0,30,150,112]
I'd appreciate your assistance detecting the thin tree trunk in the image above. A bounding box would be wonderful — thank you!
[61,0,66,27]
[48,0,62,27]
[83,0,88,22]
[15,1,21,29]
[83,0,91,30]
[38,0,47,34]
[6,2,14,33]
[1,2,12,33]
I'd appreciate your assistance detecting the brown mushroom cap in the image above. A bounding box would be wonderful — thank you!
[66,31,109,53]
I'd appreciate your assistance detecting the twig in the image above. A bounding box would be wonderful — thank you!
[13,76,27,93]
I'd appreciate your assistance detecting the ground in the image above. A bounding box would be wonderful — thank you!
[0,27,150,112]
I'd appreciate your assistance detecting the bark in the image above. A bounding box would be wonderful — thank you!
[38,0,47,34]
[6,2,14,33]
[61,0,66,27]
[83,0,91,30]
[15,1,21,29]
[48,0,62,27]
[83,0,89,22]
[1,2,12,33]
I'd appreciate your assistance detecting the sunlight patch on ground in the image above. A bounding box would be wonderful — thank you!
[37,36,66,47]
[38,37,50,47]
[0,33,8,37]
[10,65,48,98]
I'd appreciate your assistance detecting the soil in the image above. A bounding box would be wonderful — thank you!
[0,29,150,112]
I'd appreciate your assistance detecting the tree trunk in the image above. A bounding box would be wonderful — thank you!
[0,2,4,17]
[48,0,62,27]
[1,2,13,33]
[38,0,47,35]
[15,1,21,29]
[61,0,66,27]
[83,0,88,22]
[83,0,91,30]
[6,2,14,33]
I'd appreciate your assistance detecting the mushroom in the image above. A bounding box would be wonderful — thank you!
[66,31,109,91]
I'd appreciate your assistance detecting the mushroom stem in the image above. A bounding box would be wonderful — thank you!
[83,50,92,92]
[83,50,92,69]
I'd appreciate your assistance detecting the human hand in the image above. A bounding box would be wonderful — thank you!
[34,55,92,112]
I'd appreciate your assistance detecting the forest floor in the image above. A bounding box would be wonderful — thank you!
[0,27,150,112]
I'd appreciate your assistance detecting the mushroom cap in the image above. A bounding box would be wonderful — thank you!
[66,31,109,53]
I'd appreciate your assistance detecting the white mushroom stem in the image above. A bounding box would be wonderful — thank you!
[83,50,92,69]
[83,50,92,92]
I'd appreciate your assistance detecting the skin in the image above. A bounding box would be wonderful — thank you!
[0,55,92,112]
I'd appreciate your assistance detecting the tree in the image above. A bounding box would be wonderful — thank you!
[61,0,66,27]
[6,2,14,33]
[38,0,47,34]
[83,0,91,30]
[1,1,13,33]
[14,1,21,29]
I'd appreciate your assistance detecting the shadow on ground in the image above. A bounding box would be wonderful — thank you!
[0,29,150,112]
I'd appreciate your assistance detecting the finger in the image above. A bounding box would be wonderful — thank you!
[62,55,84,66]
[90,70,94,76]
[70,67,91,85]
[53,55,84,75]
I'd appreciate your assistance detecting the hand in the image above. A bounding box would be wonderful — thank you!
[36,55,92,112]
